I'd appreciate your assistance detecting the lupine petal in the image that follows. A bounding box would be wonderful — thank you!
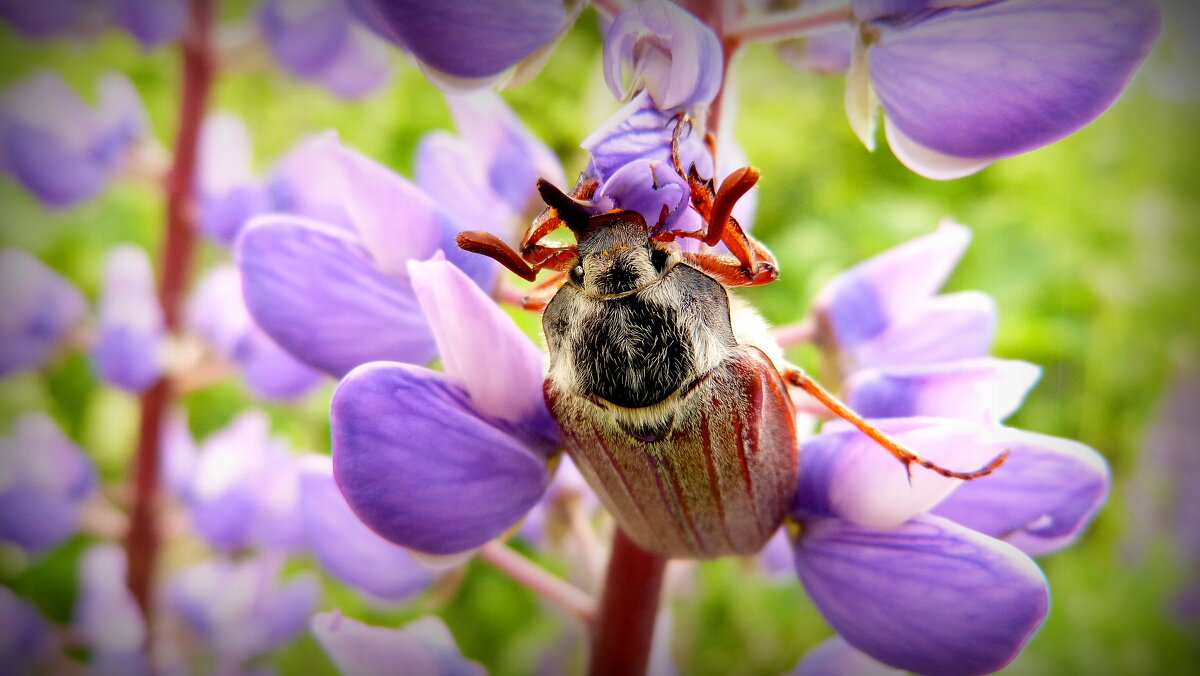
[311,612,486,676]
[933,428,1109,555]
[93,245,164,392]
[595,158,691,230]
[314,24,396,98]
[0,248,86,375]
[299,456,436,601]
[0,587,58,674]
[237,215,436,376]
[112,0,186,48]
[408,258,557,447]
[357,0,567,81]
[75,544,146,655]
[236,330,324,399]
[865,0,1161,161]
[332,362,549,555]
[582,91,714,184]
[604,0,722,109]
[845,357,1041,422]
[790,636,904,676]
[792,418,1005,529]
[2,125,107,206]
[327,138,442,275]
[793,514,1048,675]
[883,116,991,179]
[817,220,970,347]
[266,132,352,228]
[196,113,265,244]
[0,0,85,37]
[258,0,350,78]
[849,290,996,369]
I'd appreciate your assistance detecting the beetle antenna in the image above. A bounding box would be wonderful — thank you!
[537,178,594,234]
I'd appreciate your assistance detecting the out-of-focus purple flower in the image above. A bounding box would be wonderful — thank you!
[311,611,486,676]
[0,70,144,207]
[517,454,597,546]
[196,113,268,245]
[0,0,89,37]
[258,0,395,98]
[187,264,323,399]
[0,414,95,554]
[846,0,1161,178]
[604,0,722,110]
[0,248,87,375]
[844,357,1041,423]
[240,113,554,376]
[778,27,853,75]
[0,586,58,674]
[263,133,354,229]
[789,636,903,676]
[332,258,556,556]
[111,0,186,48]
[74,544,148,675]
[168,554,319,669]
[182,411,305,552]
[298,455,437,601]
[355,0,571,90]
[93,244,164,393]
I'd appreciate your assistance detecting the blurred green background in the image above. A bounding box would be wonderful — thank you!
[1,3,1197,675]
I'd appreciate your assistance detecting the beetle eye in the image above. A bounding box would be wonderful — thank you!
[570,265,585,285]
[650,246,670,273]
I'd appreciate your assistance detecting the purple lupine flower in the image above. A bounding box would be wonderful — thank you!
[778,26,853,75]
[331,258,556,557]
[355,0,572,90]
[167,554,320,669]
[92,244,164,392]
[187,264,322,400]
[239,103,555,377]
[298,455,437,601]
[110,0,186,48]
[0,248,87,375]
[846,0,1161,178]
[789,636,903,676]
[312,612,486,676]
[0,414,95,554]
[0,70,144,207]
[182,411,306,552]
[74,544,149,675]
[604,0,723,110]
[0,586,59,674]
[0,0,89,37]
[516,454,598,547]
[195,113,268,245]
[258,0,395,98]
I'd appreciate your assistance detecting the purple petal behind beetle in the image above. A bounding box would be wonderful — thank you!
[794,514,1048,676]
[311,612,486,676]
[604,0,722,110]
[844,357,1040,422]
[112,0,186,48]
[0,248,86,375]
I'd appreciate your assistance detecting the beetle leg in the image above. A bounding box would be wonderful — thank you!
[457,231,538,281]
[525,242,579,272]
[524,176,600,250]
[681,251,778,287]
[521,269,567,311]
[781,366,1009,480]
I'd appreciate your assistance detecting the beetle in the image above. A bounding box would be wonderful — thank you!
[457,122,1005,559]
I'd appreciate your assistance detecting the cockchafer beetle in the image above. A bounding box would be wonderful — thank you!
[457,121,1006,559]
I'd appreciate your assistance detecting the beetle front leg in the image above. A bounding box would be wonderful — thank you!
[457,231,539,281]
[780,366,1009,480]
[521,269,567,311]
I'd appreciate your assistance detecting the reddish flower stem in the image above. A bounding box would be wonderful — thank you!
[124,0,215,628]
[587,529,667,676]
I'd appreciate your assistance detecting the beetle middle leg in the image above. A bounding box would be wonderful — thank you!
[781,366,1009,480]
[456,230,577,282]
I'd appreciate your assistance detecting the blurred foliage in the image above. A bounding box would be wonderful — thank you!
[1,3,1198,675]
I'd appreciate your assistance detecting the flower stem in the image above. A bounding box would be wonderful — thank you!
[478,541,596,625]
[588,529,667,676]
[124,0,214,629]
[732,5,854,45]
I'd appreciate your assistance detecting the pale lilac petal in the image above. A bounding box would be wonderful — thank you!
[329,138,442,275]
[314,24,396,98]
[311,612,486,676]
[409,258,557,447]
[849,290,996,370]
[756,528,796,581]
[792,418,1006,529]
[0,414,94,553]
[0,485,81,552]
[816,220,970,348]
[779,27,854,74]
[75,544,146,655]
[790,636,904,676]
[236,330,324,399]
[112,0,186,48]
[357,0,567,80]
[299,456,436,601]
[933,429,1109,556]
[845,357,1041,422]
[0,587,58,674]
[159,409,195,500]
[604,0,722,109]
[237,215,436,376]
[794,514,1048,675]
[2,124,108,206]
[582,91,713,184]
[332,362,549,555]
[865,0,1161,159]
[0,0,86,37]
[258,0,350,78]
[883,116,992,179]
[595,158,691,230]
[0,248,86,375]
[196,113,265,243]
[266,132,352,228]
[93,245,164,392]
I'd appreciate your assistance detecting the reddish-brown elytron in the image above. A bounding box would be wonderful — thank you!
[457,119,1003,558]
